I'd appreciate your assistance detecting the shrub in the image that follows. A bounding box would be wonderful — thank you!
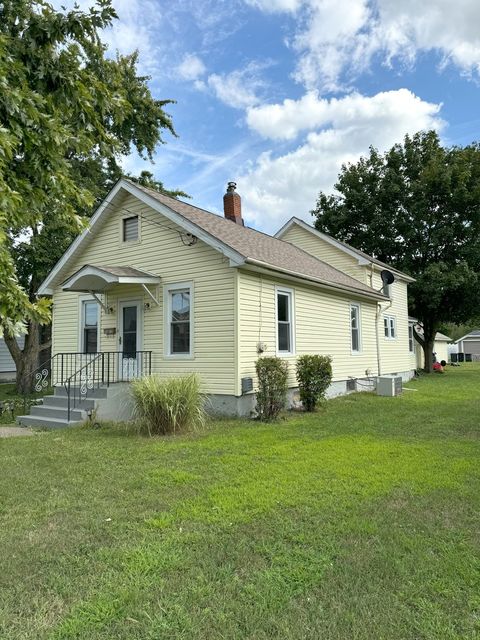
[255,357,289,421]
[130,374,206,436]
[296,355,333,412]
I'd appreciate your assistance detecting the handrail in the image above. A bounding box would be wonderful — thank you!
[64,353,104,422]
[62,351,152,421]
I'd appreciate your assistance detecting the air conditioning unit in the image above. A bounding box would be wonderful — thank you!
[376,376,402,397]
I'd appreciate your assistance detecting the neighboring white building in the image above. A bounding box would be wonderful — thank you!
[407,320,452,367]
[455,330,480,357]
[0,337,24,381]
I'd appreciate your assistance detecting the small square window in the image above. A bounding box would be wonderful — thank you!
[123,216,138,242]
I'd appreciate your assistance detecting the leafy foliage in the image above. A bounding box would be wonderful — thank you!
[312,131,480,371]
[255,357,289,421]
[130,374,206,436]
[296,354,333,411]
[0,0,178,390]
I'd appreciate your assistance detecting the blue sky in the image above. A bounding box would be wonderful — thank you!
[94,0,480,232]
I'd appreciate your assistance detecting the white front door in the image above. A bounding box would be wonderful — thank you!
[118,301,142,379]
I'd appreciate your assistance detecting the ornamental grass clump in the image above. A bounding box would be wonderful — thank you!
[255,356,289,421]
[296,354,333,412]
[130,374,206,436]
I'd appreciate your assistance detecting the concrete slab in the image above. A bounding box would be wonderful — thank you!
[0,426,35,438]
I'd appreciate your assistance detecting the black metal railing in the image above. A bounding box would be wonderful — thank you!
[3,351,152,423]
[62,351,152,421]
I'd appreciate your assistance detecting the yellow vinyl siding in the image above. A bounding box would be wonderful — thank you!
[51,193,236,395]
[281,222,415,376]
[372,272,412,375]
[280,224,367,283]
[238,269,379,388]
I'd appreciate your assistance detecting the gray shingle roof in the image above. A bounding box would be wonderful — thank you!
[94,266,157,278]
[132,182,386,300]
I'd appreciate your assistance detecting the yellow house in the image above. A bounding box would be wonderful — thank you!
[275,217,416,380]
[19,180,416,427]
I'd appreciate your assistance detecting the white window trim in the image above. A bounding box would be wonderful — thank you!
[120,213,141,244]
[164,282,194,359]
[350,303,362,354]
[384,314,397,340]
[275,286,295,356]
[78,295,101,353]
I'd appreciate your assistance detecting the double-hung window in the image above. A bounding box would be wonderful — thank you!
[81,300,99,353]
[408,324,415,353]
[276,288,294,355]
[166,283,193,356]
[384,315,396,339]
[350,304,361,352]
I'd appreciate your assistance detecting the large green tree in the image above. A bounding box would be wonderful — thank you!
[0,0,177,392]
[312,131,480,372]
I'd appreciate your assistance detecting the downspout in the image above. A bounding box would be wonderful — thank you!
[375,276,393,377]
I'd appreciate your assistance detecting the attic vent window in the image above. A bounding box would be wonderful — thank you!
[123,216,138,242]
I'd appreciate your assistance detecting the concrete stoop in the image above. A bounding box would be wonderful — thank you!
[16,383,133,429]
[16,386,104,429]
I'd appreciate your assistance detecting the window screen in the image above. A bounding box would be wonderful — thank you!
[277,291,292,353]
[351,304,360,352]
[83,301,98,353]
[170,289,190,354]
[123,216,139,242]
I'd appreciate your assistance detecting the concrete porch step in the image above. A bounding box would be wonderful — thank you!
[53,386,108,399]
[42,395,96,410]
[30,405,85,421]
[16,414,83,429]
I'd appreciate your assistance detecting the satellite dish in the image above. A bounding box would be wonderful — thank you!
[380,269,395,286]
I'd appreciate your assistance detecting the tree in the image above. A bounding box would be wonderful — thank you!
[0,0,177,392]
[127,170,190,200]
[311,131,480,372]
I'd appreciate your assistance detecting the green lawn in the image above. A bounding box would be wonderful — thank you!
[1,366,480,639]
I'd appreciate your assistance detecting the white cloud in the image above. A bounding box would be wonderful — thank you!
[244,0,302,12]
[206,61,271,109]
[247,0,480,90]
[237,89,444,232]
[246,89,441,140]
[177,54,207,81]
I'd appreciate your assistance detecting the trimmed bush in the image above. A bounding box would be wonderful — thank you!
[296,355,332,412]
[255,356,289,421]
[130,374,206,436]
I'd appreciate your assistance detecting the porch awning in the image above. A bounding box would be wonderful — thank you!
[61,265,160,293]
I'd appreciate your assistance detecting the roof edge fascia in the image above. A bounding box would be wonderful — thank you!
[38,179,246,295]
[275,217,415,283]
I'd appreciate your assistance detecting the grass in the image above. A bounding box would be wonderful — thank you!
[0,366,480,639]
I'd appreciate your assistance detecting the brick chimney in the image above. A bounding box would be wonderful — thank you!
[223,181,243,225]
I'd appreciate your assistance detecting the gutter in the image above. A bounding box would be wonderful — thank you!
[244,258,388,303]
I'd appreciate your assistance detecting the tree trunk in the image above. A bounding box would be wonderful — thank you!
[3,321,45,395]
[413,322,436,373]
[422,338,435,373]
